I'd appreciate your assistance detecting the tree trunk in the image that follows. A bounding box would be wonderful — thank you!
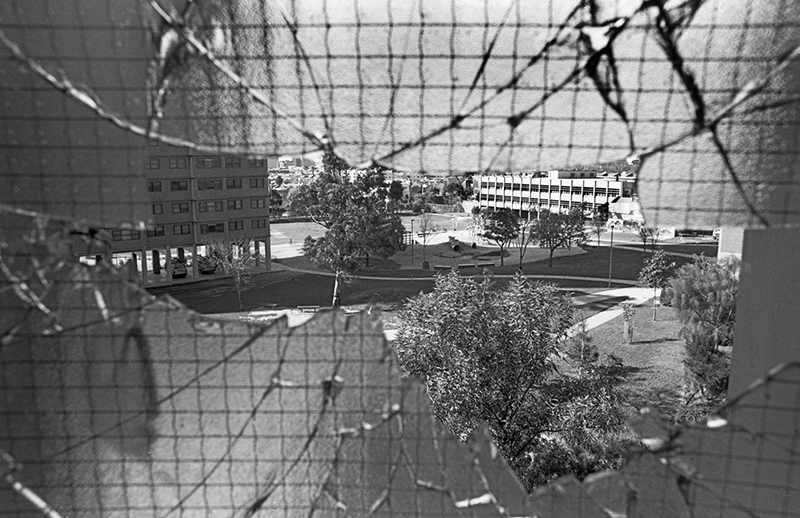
[652,287,658,321]
[548,248,555,267]
[332,271,342,308]
[499,246,504,266]
[623,320,633,344]
[234,274,243,311]
[518,248,524,270]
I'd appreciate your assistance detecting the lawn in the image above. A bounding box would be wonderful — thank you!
[589,304,686,418]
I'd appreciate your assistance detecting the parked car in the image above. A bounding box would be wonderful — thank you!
[197,255,217,275]
[171,258,187,278]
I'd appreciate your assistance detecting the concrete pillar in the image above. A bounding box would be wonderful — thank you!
[254,240,261,266]
[131,252,138,272]
[95,254,103,263]
[191,244,198,278]
[177,247,185,261]
[264,237,271,272]
[165,244,172,280]
[152,250,160,274]
[141,245,148,285]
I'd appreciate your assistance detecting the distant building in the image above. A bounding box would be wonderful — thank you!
[475,170,636,217]
[79,144,277,284]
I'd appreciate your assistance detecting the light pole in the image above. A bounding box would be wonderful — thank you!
[607,224,614,288]
[410,219,415,265]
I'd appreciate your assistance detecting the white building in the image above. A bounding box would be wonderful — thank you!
[475,170,636,218]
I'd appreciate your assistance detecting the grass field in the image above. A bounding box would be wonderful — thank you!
[590,304,686,418]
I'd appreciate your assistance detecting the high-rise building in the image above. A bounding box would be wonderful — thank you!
[79,144,276,284]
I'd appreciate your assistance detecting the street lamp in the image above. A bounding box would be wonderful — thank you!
[607,224,614,288]
[410,219,415,265]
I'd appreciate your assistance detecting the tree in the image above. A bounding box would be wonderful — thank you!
[416,212,440,266]
[203,236,252,311]
[638,249,676,321]
[274,175,284,187]
[666,256,739,399]
[269,189,283,215]
[533,208,587,267]
[286,151,405,306]
[514,213,537,271]
[388,180,404,203]
[638,226,658,253]
[482,208,519,267]
[590,204,609,246]
[394,273,629,490]
[444,181,465,203]
[466,205,483,245]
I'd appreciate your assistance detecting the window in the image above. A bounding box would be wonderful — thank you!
[585,187,595,196]
[251,219,267,229]
[248,158,265,168]
[198,201,223,212]
[196,157,221,168]
[200,223,224,234]
[173,224,191,235]
[249,177,265,188]
[171,180,188,191]
[197,179,222,190]
[530,184,539,192]
[146,226,165,237]
[147,157,161,169]
[608,189,620,197]
[227,199,243,210]
[168,157,187,169]
[512,183,521,190]
[225,157,241,168]
[111,229,141,241]
[229,220,244,231]
[172,202,189,213]
[480,182,488,189]
[571,186,582,195]
[147,180,162,192]
[540,185,550,193]
[152,204,163,215]
[560,200,570,208]
[226,178,242,189]
[521,184,530,191]
[250,198,266,209]
[596,187,607,196]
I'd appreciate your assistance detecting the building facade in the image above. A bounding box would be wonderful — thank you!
[475,170,636,218]
[81,143,278,284]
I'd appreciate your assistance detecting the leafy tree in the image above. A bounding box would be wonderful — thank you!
[444,181,465,203]
[638,249,676,321]
[533,208,587,267]
[394,273,630,490]
[203,236,252,311]
[482,208,519,267]
[388,180,404,202]
[667,256,739,399]
[590,204,609,246]
[416,212,440,266]
[274,175,284,187]
[514,214,537,271]
[286,151,405,306]
[269,189,283,215]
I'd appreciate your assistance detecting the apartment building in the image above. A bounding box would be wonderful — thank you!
[475,170,636,218]
[83,143,278,284]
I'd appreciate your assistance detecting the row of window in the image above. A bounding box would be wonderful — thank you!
[482,186,619,196]
[147,178,266,192]
[153,198,267,214]
[147,157,266,170]
[111,220,269,240]
[483,199,602,210]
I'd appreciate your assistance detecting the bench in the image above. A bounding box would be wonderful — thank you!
[457,263,476,269]
[433,265,451,271]
[297,305,320,313]
[476,262,495,267]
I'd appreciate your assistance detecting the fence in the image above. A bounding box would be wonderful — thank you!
[3,0,800,516]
